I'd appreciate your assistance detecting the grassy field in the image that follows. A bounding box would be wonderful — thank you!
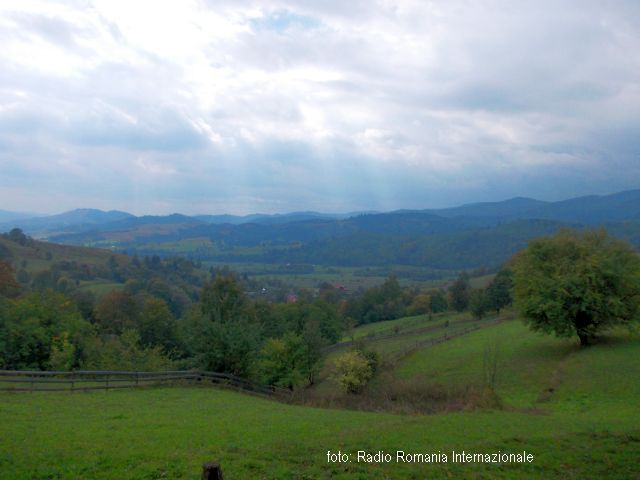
[203,262,455,291]
[1,385,638,479]
[397,319,640,412]
[341,311,473,341]
[77,280,125,298]
[2,318,639,479]
[0,237,122,274]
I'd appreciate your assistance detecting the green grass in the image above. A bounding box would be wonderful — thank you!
[78,280,124,298]
[0,237,121,275]
[1,385,639,479]
[3,319,639,479]
[469,273,496,289]
[343,312,472,342]
[202,262,454,291]
[397,319,640,412]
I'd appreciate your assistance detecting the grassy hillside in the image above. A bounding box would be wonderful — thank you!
[1,318,639,478]
[0,236,124,273]
[397,319,640,413]
[0,384,637,479]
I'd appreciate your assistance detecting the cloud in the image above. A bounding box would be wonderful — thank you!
[0,0,638,214]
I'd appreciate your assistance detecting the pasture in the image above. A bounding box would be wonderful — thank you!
[1,318,639,479]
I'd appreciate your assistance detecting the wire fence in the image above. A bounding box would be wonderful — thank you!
[0,369,292,399]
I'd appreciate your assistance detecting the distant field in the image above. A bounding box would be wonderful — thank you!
[0,237,120,274]
[469,273,496,289]
[78,280,124,298]
[203,261,456,290]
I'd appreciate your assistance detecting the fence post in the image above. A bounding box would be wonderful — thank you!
[106,374,109,392]
[71,371,75,393]
[202,461,223,479]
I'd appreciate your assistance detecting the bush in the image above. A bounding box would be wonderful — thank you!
[331,350,374,394]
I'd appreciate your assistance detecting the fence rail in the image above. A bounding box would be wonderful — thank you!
[388,317,504,362]
[0,369,291,399]
[324,315,504,353]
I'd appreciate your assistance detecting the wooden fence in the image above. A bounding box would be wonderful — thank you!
[326,315,506,355]
[387,317,503,362]
[0,369,291,399]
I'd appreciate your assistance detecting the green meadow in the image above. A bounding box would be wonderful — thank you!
[2,317,639,479]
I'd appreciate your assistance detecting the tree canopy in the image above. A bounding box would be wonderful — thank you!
[512,229,640,346]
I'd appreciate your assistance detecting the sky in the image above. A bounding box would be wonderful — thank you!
[0,0,639,215]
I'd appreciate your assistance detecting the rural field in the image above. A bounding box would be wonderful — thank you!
[2,318,639,479]
[3,1,640,479]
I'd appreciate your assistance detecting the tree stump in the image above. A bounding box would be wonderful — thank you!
[202,461,223,480]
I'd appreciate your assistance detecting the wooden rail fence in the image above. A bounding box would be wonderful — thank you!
[0,369,291,399]
[324,315,503,353]
[388,317,503,362]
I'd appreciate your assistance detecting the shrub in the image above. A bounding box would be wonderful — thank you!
[331,350,374,394]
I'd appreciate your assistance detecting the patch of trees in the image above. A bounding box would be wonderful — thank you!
[344,277,414,325]
[445,270,514,320]
[0,232,519,391]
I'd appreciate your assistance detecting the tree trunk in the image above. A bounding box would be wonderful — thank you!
[577,330,590,346]
[575,311,592,347]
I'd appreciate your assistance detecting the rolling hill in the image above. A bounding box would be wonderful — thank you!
[3,189,640,272]
[2,316,639,478]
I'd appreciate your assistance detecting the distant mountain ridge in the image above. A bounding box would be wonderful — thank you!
[0,210,43,224]
[0,208,134,237]
[428,197,548,219]
[3,188,639,236]
[2,188,639,271]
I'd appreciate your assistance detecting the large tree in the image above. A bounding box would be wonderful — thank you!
[512,229,640,346]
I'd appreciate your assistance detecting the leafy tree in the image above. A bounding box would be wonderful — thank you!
[49,332,76,370]
[512,229,640,346]
[448,272,470,312]
[407,293,432,316]
[137,297,178,352]
[69,290,96,322]
[299,320,325,384]
[94,289,139,334]
[189,276,261,376]
[345,276,408,325]
[428,289,449,314]
[0,260,20,298]
[201,275,247,323]
[255,333,306,389]
[0,290,93,370]
[485,269,513,314]
[82,330,173,371]
[198,317,261,376]
[469,288,489,319]
[7,228,28,246]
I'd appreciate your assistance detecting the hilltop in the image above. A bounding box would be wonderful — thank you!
[2,188,640,274]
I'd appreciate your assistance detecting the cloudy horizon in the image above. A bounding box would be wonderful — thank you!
[1,1,639,215]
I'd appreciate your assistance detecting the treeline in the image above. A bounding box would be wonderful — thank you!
[119,219,570,271]
[0,259,514,389]
[0,229,514,391]
[447,270,514,318]
[0,261,343,388]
